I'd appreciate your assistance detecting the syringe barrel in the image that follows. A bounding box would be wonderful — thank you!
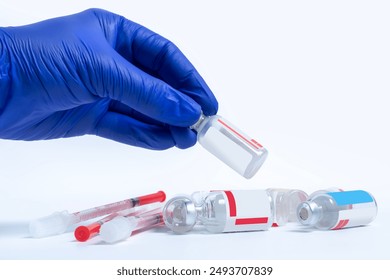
[134,213,163,230]
[72,190,166,222]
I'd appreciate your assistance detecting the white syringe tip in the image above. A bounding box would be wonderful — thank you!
[29,211,72,238]
[100,216,137,243]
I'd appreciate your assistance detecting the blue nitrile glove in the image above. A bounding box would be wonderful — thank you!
[0,9,218,150]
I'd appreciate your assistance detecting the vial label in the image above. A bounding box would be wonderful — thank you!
[221,190,271,232]
[332,207,377,229]
[328,191,377,230]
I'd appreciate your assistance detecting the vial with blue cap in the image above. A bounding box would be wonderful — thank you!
[296,190,377,230]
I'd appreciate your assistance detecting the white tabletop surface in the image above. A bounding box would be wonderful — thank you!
[1,0,389,260]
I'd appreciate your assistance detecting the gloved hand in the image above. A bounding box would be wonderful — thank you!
[0,8,218,149]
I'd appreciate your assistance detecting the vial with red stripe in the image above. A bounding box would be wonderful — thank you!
[191,114,268,179]
[163,190,274,234]
[296,190,377,230]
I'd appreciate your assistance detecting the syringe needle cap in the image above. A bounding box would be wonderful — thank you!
[29,211,73,238]
[100,216,137,243]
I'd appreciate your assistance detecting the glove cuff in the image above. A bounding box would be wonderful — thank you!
[0,28,11,115]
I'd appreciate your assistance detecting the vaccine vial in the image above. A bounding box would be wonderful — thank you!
[163,190,274,234]
[266,188,308,227]
[191,114,268,179]
[296,190,377,230]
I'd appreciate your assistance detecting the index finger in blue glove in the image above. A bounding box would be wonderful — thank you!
[96,10,219,116]
[88,49,202,127]
[131,34,218,116]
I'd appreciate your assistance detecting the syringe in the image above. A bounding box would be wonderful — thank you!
[74,204,161,242]
[29,191,166,238]
[100,210,163,243]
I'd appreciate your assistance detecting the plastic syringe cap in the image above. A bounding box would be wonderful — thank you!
[29,211,73,238]
[162,195,197,234]
[100,216,137,243]
[74,226,91,242]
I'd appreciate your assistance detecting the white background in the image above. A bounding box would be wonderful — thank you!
[0,0,389,259]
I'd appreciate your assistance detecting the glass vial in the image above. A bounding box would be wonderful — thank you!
[163,190,273,234]
[296,190,377,230]
[266,188,308,227]
[191,114,268,179]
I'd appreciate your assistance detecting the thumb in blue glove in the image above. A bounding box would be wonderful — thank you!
[0,8,218,150]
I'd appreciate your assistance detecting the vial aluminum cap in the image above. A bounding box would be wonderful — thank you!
[297,201,321,225]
